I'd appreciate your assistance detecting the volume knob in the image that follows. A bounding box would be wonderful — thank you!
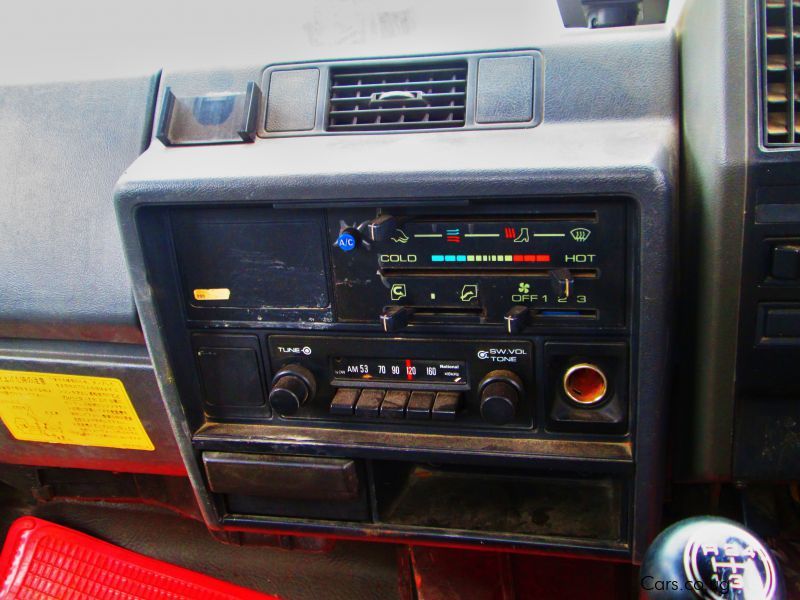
[478,370,524,425]
[269,364,316,416]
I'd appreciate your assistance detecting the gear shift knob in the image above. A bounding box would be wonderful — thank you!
[640,516,783,599]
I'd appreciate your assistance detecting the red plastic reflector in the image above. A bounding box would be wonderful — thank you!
[0,517,278,600]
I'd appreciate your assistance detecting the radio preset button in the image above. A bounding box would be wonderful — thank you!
[355,389,385,418]
[380,390,410,419]
[406,391,436,420]
[330,388,360,415]
[432,392,461,421]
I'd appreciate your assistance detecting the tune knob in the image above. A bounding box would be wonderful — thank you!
[269,364,317,416]
[478,370,524,425]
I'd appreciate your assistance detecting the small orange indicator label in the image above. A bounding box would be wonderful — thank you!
[193,288,231,301]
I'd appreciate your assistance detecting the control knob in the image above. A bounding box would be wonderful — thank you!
[269,364,317,416]
[334,227,361,252]
[550,268,574,300]
[364,214,398,242]
[478,370,524,425]
[504,305,530,334]
[380,305,413,332]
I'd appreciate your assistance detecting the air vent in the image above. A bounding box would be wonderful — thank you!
[762,0,799,145]
[327,61,467,132]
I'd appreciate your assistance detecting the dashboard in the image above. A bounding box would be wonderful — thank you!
[0,0,797,586]
[115,30,676,561]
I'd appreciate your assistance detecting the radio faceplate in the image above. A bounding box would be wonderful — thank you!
[266,335,536,429]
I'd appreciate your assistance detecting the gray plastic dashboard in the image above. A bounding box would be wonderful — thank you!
[0,2,677,344]
[114,19,678,559]
[0,0,683,561]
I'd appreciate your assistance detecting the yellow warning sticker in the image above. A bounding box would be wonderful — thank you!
[193,288,230,301]
[0,370,154,451]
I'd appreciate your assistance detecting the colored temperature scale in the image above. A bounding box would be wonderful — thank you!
[372,219,602,310]
[431,254,551,263]
[376,220,592,270]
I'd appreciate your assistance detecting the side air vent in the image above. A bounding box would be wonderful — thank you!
[327,61,468,132]
[762,0,799,145]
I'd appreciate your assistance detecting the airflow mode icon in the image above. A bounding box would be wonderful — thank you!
[570,228,591,242]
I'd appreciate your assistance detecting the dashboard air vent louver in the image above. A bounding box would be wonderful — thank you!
[762,0,799,145]
[327,61,467,132]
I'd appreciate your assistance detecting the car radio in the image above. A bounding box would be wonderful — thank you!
[264,335,535,427]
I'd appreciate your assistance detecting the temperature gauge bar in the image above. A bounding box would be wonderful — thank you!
[332,357,467,385]
[372,217,600,271]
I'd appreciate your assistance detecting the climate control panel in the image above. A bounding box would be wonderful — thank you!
[328,201,627,329]
[170,199,628,333]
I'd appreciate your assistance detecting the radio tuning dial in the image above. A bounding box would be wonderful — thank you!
[269,364,317,416]
[478,370,524,425]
